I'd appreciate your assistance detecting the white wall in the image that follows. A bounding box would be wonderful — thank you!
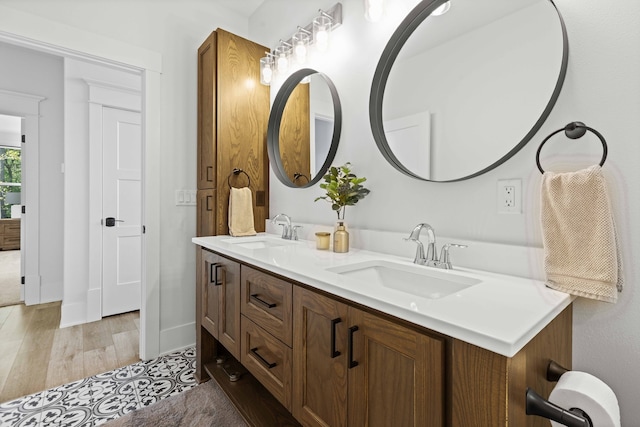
[0,1,249,353]
[250,0,640,424]
[0,42,64,302]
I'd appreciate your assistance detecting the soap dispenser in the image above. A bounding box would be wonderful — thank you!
[333,221,349,253]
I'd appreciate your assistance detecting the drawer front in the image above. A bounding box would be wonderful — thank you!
[241,315,292,411]
[4,223,20,235]
[241,266,293,347]
[1,236,20,250]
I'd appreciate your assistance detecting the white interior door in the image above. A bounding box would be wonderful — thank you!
[384,111,431,179]
[102,107,142,317]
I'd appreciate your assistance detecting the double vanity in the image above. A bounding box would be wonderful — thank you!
[193,233,573,427]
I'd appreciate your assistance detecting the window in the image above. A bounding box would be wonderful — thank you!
[0,147,21,218]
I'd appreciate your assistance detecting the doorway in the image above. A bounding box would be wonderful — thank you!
[0,25,162,360]
[0,114,23,308]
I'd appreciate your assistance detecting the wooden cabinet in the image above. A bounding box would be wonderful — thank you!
[196,247,241,370]
[293,286,444,427]
[197,29,270,237]
[0,218,20,250]
[195,247,572,427]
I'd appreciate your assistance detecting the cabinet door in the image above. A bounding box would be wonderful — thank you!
[216,254,241,360]
[197,31,216,190]
[196,188,216,237]
[200,249,220,338]
[348,308,445,427]
[216,29,270,234]
[293,286,349,427]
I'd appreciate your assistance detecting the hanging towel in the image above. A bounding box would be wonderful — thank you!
[540,165,622,303]
[228,187,257,237]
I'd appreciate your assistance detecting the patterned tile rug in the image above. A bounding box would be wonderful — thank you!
[0,347,197,426]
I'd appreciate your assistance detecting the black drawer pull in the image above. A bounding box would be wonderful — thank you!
[331,317,342,358]
[206,195,213,211]
[250,347,277,369]
[348,325,359,369]
[210,263,223,286]
[206,166,213,182]
[250,294,276,309]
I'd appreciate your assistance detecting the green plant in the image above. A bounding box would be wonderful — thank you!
[314,162,370,220]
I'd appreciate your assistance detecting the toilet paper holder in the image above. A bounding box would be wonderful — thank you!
[525,360,593,427]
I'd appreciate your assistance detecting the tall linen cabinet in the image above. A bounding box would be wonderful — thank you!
[197,29,270,237]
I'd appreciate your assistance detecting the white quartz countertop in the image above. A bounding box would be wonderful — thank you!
[192,233,573,358]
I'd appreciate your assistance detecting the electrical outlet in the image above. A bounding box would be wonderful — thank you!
[497,179,522,214]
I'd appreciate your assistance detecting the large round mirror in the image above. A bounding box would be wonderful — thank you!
[370,0,568,182]
[268,69,341,188]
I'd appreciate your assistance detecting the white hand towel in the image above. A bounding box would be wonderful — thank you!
[541,165,622,303]
[228,187,257,237]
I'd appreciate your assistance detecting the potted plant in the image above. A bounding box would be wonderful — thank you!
[314,162,370,221]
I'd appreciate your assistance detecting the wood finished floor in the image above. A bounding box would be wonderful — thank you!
[0,301,139,403]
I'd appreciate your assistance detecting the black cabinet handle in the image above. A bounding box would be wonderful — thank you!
[250,294,276,309]
[207,166,213,182]
[210,263,223,286]
[250,347,277,369]
[206,195,212,211]
[348,325,359,368]
[331,317,342,358]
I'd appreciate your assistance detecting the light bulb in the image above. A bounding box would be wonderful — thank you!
[315,28,329,52]
[313,15,332,53]
[262,66,272,84]
[432,1,451,16]
[294,41,307,63]
[277,54,289,73]
[365,0,384,22]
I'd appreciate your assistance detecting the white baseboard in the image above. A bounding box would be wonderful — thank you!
[60,301,86,328]
[159,321,195,356]
[86,288,101,323]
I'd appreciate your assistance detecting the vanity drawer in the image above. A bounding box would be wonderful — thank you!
[240,315,292,411]
[241,266,293,347]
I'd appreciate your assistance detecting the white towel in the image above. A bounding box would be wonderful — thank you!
[228,187,257,237]
[541,165,622,303]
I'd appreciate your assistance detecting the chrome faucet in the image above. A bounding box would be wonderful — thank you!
[271,213,301,240]
[405,223,437,265]
[405,223,467,269]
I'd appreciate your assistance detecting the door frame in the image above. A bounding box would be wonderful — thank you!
[86,80,142,320]
[0,89,44,305]
[0,22,162,359]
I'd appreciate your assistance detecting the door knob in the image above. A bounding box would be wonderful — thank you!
[104,217,124,227]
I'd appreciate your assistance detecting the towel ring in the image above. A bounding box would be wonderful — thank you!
[227,168,251,188]
[536,122,608,174]
[293,173,309,183]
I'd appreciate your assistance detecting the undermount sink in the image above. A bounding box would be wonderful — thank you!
[221,236,296,250]
[327,260,482,299]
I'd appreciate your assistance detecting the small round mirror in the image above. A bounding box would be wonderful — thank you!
[268,69,341,188]
[370,0,568,182]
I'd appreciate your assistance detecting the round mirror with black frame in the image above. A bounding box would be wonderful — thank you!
[370,0,568,182]
[268,68,342,188]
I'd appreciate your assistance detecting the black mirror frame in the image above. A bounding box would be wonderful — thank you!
[369,0,569,182]
[268,68,342,188]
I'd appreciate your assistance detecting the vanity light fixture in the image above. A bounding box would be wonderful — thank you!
[258,3,343,85]
[364,0,384,22]
[432,1,451,16]
[260,54,275,86]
